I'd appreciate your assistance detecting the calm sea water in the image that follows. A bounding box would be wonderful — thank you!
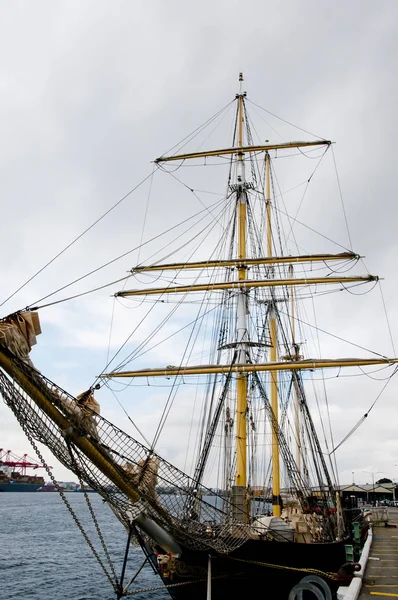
[0,492,169,600]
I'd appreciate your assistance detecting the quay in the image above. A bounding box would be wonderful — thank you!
[339,507,398,600]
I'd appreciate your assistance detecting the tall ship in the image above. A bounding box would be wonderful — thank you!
[0,74,395,598]
[0,449,45,492]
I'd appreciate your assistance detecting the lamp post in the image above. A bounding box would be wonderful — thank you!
[363,471,383,505]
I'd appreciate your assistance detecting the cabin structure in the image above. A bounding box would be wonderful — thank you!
[339,483,397,505]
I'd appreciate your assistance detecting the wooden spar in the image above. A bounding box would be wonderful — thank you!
[100,357,398,379]
[130,252,360,273]
[116,275,378,297]
[0,348,141,503]
[0,349,185,555]
[154,140,331,163]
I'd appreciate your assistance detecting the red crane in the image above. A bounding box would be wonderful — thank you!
[0,449,51,475]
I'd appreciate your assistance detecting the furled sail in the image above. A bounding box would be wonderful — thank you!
[0,320,257,554]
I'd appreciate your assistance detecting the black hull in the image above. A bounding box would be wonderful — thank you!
[150,537,349,600]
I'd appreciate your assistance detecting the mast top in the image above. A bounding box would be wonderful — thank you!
[238,72,245,97]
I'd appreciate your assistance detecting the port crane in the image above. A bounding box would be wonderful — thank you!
[0,449,51,475]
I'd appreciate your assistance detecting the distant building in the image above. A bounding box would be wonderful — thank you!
[338,482,396,504]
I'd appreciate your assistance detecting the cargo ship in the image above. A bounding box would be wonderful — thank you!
[0,449,46,492]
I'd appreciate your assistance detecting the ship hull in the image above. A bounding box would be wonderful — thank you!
[0,482,42,492]
[150,537,349,600]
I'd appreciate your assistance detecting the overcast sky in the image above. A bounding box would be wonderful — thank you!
[1,0,398,488]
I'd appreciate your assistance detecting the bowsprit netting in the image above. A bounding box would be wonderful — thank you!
[0,348,253,554]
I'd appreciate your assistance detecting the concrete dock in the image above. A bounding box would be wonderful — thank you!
[358,507,398,599]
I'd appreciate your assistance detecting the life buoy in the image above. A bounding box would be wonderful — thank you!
[288,575,332,600]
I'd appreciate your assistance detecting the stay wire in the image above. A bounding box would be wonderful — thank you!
[131,194,227,272]
[106,206,236,446]
[106,385,151,447]
[274,203,353,253]
[151,279,229,451]
[116,300,223,368]
[136,163,156,267]
[330,365,398,454]
[159,100,235,158]
[157,165,231,229]
[151,303,208,450]
[379,282,397,356]
[246,98,329,141]
[307,290,338,481]
[30,275,131,311]
[282,147,330,254]
[24,195,224,310]
[331,145,354,251]
[1,170,156,308]
[244,100,285,144]
[106,296,117,368]
[278,305,391,359]
[92,200,232,384]
[108,199,234,374]
[191,100,235,154]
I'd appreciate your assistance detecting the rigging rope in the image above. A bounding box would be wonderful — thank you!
[331,146,354,251]
[13,411,120,592]
[1,170,156,309]
[246,98,329,141]
[378,283,396,356]
[330,364,398,454]
[157,164,233,229]
[93,199,234,385]
[282,148,330,254]
[277,307,391,359]
[273,203,353,253]
[25,195,226,311]
[159,100,235,158]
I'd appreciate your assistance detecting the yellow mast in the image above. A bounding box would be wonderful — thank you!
[290,264,302,475]
[266,152,281,517]
[234,73,248,518]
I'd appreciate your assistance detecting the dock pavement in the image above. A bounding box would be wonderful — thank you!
[357,506,398,599]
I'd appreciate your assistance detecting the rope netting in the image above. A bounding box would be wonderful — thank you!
[0,350,254,554]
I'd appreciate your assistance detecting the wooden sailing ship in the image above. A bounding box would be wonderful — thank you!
[0,74,395,598]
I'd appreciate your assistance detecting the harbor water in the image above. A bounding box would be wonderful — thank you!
[0,492,169,600]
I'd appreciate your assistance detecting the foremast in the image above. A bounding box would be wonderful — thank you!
[234,73,250,520]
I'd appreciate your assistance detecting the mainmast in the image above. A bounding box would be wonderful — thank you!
[290,265,302,476]
[266,152,282,518]
[106,75,390,523]
[233,73,249,521]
